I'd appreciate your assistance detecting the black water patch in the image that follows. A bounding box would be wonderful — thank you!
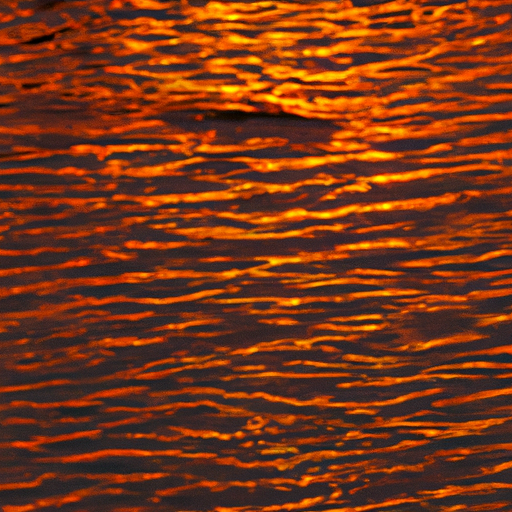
[348,52,399,65]
[201,109,307,121]
[351,0,393,5]
[372,137,452,152]
[36,0,65,9]
[370,21,415,29]
[370,9,413,18]
[21,82,45,90]
[22,32,56,45]
[21,27,71,45]
[56,405,101,417]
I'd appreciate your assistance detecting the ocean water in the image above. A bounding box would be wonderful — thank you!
[1,0,512,511]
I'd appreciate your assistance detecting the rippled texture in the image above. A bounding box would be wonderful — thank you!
[1,0,512,511]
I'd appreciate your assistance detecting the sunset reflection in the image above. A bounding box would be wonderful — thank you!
[1,0,512,511]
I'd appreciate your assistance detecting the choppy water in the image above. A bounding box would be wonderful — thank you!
[1,0,512,511]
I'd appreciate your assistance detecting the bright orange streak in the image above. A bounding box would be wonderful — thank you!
[433,388,512,407]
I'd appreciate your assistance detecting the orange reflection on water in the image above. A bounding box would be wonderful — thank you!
[1,0,512,511]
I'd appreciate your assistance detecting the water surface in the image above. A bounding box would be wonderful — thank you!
[1,0,512,511]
